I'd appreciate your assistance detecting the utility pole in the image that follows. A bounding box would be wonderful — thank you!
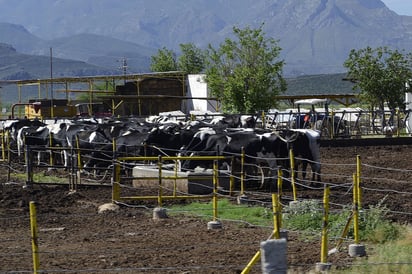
[50,47,54,118]
[118,57,128,84]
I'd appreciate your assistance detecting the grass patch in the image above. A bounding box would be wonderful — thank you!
[12,172,68,184]
[169,197,402,244]
[282,198,401,244]
[168,198,273,227]
[168,197,410,273]
[332,225,412,274]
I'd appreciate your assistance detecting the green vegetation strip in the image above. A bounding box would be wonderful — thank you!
[168,198,410,273]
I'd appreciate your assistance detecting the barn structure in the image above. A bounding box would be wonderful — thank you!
[1,71,220,119]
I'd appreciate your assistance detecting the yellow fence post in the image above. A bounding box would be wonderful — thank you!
[207,159,222,229]
[112,161,120,202]
[49,132,54,166]
[353,173,360,244]
[272,194,280,239]
[277,167,283,197]
[173,159,178,196]
[241,193,282,274]
[241,248,261,274]
[289,149,297,201]
[76,136,82,170]
[320,186,330,264]
[240,147,245,195]
[331,110,335,139]
[7,133,11,181]
[230,157,235,196]
[356,155,362,209]
[75,136,82,186]
[157,155,163,208]
[330,174,356,254]
[111,138,120,202]
[1,132,5,161]
[212,160,218,222]
[348,167,366,257]
[29,201,40,274]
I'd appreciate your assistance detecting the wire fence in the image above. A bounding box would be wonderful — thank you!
[0,144,411,273]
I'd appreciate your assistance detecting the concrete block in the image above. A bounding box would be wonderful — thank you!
[260,238,287,274]
[132,166,230,194]
[348,243,366,257]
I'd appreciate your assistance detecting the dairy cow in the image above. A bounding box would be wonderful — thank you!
[3,115,321,189]
[282,129,321,183]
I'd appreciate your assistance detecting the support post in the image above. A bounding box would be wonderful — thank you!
[29,201,40,274]
[26,145,33,186]
[112,139,120,202]
[1,132,5,161]
[240,146,245,195]
[212,160,218,221]
[316,186,332,272]
[349,172,366,257]
[277,167,283,197]
[153,155,168,220]
[229,157,235,196]
[208,160,222,229]
[49,132,54,166]
[7,133,11,181]
[272,194,280,239]
[157,155,163,208]
[237,147,248,204]
[76,136,82,171]
[353,173,359,244]
[356,155,362,209]
[242,196,287,274]
[289,149,297,201]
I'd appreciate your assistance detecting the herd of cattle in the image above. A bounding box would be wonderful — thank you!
[0,114,321,190]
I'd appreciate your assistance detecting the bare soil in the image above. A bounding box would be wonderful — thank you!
[1,144,411,273]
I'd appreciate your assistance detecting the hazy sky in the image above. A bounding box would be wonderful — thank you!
[382,0,412,15]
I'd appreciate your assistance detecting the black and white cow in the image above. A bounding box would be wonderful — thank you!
[281,129,321,184]
[3,118,46,156]
[180,128,278,188]
[210,114,257,128]
[179,126,321,189]
[2,115,321,190]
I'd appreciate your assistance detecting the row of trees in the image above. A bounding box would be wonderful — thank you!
[150,25,412,113]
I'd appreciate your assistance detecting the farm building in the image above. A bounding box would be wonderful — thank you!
[108,73,218,116]
[2,72,219,118]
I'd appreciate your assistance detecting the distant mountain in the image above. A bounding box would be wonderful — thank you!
[0,0,412,76]
[0,23,46,54]
[47,33,155,73]
[0,23,155,74]
[0,43,117,80]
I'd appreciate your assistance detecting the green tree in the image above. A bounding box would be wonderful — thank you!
[344,46,412,110]
[150,47,178,72]
[150,44,205,73]
[205,24,286,113]
[177,43,205,74]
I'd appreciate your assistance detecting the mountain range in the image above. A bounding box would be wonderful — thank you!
[0,0,411,89]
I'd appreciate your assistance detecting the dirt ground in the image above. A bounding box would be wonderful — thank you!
[0,144,411,273]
